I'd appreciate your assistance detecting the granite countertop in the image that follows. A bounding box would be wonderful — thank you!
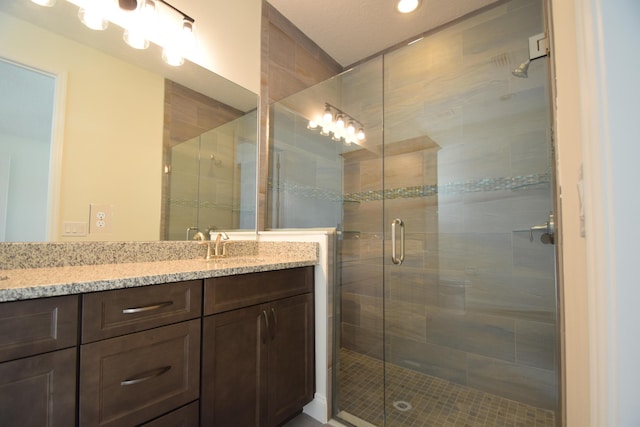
[0,241,318,302]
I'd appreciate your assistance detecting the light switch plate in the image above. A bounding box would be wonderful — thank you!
[62,221,88,237]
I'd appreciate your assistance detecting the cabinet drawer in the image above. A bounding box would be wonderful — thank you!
[82,280,202,343]
[80,319,200,427]
[0,295,78,362]
[204,266,313,315]
[0,348,77,427]
[140,401,199,427]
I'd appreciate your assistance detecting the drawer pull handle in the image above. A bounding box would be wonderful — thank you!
[122,301,173,314]
[120,366,171,386]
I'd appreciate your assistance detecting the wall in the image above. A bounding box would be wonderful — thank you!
[0,12,165,242]
[161,81,245,238]
[600,1,640,423]
[171,0,262,94]
[557,0,640,425]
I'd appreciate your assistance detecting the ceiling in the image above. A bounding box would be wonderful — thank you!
[266,0,501,67]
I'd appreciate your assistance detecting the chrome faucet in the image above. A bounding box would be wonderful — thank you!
[212,232,230,257]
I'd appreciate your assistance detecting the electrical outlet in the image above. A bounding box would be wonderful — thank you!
[89,204,112,234]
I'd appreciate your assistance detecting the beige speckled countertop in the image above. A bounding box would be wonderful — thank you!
[0,241,318,302]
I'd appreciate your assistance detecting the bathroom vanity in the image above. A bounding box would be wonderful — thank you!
[0,241,317,427]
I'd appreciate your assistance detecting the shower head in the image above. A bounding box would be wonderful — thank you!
[512,60,531,78]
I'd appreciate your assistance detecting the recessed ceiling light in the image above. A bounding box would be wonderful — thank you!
[397,0,421,14]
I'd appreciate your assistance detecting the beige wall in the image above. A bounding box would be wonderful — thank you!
[174,0,262,94]
[0,12,165,241]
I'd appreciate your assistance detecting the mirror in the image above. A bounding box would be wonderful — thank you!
[0,0,258,242]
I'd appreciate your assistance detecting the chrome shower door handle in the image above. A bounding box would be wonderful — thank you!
[391,218,405,265]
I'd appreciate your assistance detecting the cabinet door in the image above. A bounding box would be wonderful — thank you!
[79,319,200,427]
[267,293,315,427]
[0,348,76,427]
[201,304,268,427]
[0,295,78,362]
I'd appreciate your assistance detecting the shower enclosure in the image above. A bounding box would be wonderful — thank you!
[269,0,559,425]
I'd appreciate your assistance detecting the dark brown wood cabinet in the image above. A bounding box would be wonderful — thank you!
[0,295,78,363]
[81,279,202,343]
[79,319,201,427]
[0,347,77,427]
[267,293,315,426]
[201,267,314,427]
[79,280,202,427]
[140,401,200,427]
[0,266,314,427]
[0,295,79,427]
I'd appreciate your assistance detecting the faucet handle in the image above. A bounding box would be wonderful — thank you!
[213,232,230,257]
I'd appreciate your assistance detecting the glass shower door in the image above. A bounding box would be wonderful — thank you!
[382,1,558,425]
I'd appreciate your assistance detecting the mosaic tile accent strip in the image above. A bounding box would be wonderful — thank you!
[336,348,556,427]
[268,173,551,204]
[269,180,344,202]
[344,173,551,203]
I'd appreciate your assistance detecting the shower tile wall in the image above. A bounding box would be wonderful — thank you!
[166,113,257,239]
[340,0,558,412]
[161,80,245,238]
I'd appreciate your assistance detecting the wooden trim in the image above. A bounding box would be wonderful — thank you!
[573,0,617,425]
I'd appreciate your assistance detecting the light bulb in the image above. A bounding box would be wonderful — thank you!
[123,29,149,49]
[182,20,195,44]
[397,0,421,14]
[357,128,366,141]
[79,5,109,31]
[31,0,56,7]
[122,0,156,49]
[323,107,333,124]
[320,126,330,136]
[347,121,356,135]
[307,120,319,130]
[335,114,345,129]
[162,46,184,66]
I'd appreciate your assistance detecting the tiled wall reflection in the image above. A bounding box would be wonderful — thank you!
[166,112,257,240]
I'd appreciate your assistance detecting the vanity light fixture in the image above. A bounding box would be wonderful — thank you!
[122,0,157,49]
[30,0,56,7]
[32,0,196,66]
[322,106,333,124]
[78,0,110,31]
[396,0,421,14]
[162,17,195,66]
[308,103,366,145]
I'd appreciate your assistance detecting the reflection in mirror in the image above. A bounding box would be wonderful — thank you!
[163,81,257,240]
[0,59,56,241]
[0,0,258,242]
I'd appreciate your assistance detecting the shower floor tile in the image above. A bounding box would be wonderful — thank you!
[336,348,556,427]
